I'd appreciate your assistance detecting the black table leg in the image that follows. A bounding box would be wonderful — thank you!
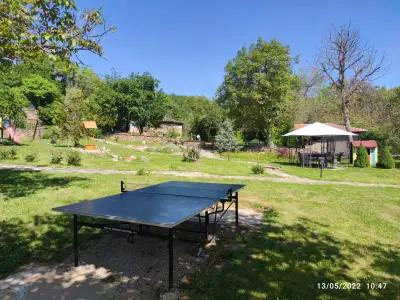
[204,211,209,241]
[73,214,78,267]
[235,192,239,227]
[168,228,174,289]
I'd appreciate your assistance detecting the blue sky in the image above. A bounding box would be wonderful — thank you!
[76,0,400,98]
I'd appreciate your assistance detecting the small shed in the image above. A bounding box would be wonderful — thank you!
[81,121,97,151]
[352,140,378,167]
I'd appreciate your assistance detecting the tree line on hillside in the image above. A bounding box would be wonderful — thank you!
[0,1,399,155]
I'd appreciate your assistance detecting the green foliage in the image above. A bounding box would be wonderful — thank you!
[160,143,181,154]
[215,120,240,154]
[66,151,81,166]
[0,0,114,63]
[24,153,37,162]
[0,148,17,160]
[74,68,102,98]
[50,151,63,164]
[183,147,200,162]
[191,104,224,141]
[166,129,180,139]
[251,164,264,174]
[136,168,150,176]
[376,146,395,169]
[54,88,88,146]
[217,38,295,143]
[354,145,369,168]
[0,84,28,123]
[166,94,224,138]
[88,83,120,132]
[110,73,168,133]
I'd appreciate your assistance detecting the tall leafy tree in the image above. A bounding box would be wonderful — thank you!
[19,74,61,124]
[111,73,169,133]
[0,0,114,63]
[217,38,295,144]
[0,84,28,124]
[88,83,121,132]
[54,87,88,146]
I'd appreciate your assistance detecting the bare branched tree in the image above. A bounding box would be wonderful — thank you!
[319,24,384,141]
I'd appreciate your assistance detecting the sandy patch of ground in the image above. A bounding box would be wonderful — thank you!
[0,209,263,300]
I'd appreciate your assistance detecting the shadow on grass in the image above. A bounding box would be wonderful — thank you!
[0,169,87,199]
[186,209,400,299]
[0,214,100,278]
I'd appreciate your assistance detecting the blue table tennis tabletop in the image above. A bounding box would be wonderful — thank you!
[53,181,245,228]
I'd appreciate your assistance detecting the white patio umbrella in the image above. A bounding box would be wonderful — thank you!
[283,122,358,168]
[283,122,357,137]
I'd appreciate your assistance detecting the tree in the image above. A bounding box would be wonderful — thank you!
[354,145,369,168]
[111,73,168,133]
[214,120,240,159]
[88,83,121,132]
[191,104,223,141]
[54,87,88,146]
[376,146,395,169]
[0,84,28,124]
[19,74,61,124]
[74,68,102,98]
[217,38,295,144]
[319,24,384,140]
[0,0,114,63]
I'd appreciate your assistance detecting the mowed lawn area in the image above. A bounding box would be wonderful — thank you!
[0,169,399,299]
[0,140,265,176]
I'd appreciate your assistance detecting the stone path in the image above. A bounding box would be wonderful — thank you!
[1,163,399,189]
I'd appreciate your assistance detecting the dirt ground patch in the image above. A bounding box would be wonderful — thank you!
[0,209,263,300]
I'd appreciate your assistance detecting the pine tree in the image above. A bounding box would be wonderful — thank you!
[215,120,240,159]
[377,146,395,169]
[354,145,369,168]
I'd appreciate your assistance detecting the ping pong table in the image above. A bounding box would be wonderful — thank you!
[53,180,245,289]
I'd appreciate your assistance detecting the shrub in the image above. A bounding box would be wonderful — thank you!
[67,151,81,166]
[161,143,181,154]
[354,145,369,168]
[0,148,17,160]
[183,147,200,162]
[251,164,264,174]
[376,146,395,169]
[25,153,37,162]
[43,126,61,144]
[136,168,150,176]
[50,151,64,164]
[166,129,180,139]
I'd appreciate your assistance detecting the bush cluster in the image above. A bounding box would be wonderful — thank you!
[251,164,264,174]
[25,153,37,162]
[136,168,150,176]
[66,151,81,166]
[50,151,64,164]
[0,148,17,160]
[376,146,395,169]
[183,147,200,162]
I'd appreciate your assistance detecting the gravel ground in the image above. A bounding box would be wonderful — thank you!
[0,209,263,300]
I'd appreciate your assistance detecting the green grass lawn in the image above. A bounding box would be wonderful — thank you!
[281,164,400,185]
[0,170,399,299]
[0,139,267,176]
[219,150,286,164]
